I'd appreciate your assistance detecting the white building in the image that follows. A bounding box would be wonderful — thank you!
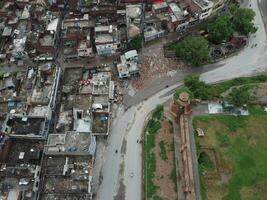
[117,50,140,78]
[193,0,214,20]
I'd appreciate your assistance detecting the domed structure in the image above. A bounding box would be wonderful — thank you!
[171,90,191,117]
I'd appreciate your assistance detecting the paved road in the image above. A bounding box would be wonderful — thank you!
[259,0,267,26]
[96,1,267,200]
[96,83,182,200]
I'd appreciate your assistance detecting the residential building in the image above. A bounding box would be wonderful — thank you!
[0,138,43,200]
[117,50,140,78]
[0,63,61,139]
[190,0,214,20]
[95,25,119,56]
[40,131,96,200]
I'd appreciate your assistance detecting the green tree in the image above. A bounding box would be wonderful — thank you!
[227,87,251,107]
[184,74,202,91]
[127,36,142,50]
[173,36,209,66]
[184,75,211,100]
[230,6,257,35]
[207,14,234,44]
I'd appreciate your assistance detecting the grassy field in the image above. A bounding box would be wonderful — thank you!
[193,106,267,200]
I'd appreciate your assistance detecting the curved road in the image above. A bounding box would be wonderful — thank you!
[96,82,182,200]
[201,0,267,83]
[96,0,267,200]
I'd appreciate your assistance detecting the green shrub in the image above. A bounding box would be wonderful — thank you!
[152,105,164,120]
[198,152,214,172]
[127,36,142,50]
[183,75,267,100]
[159,141,168,161]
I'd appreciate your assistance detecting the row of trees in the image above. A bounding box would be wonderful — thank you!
[207,5,257,44]
[183,74,252,107]
[172,5,257,66]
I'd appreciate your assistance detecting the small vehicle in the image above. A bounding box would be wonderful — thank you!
[130,172,134,178]
[115,149,118,154]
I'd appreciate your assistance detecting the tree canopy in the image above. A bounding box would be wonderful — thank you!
[207,14,234,44]
[184,74,211,99]
[127,36,142,50]
[206,5,257,43]
[230,5,257,35]
[173,36,209,66]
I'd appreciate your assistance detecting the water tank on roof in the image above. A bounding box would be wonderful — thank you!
[109,25,113,33]
[183,10,189,16]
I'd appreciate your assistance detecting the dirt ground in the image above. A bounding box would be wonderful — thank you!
[253,82,267,98]
[153,120,177,200]
[130,43,188,90]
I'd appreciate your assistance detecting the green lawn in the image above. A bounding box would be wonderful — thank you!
[194,106,267,200]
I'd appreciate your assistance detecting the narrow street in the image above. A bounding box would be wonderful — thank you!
[96,0,267,200]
